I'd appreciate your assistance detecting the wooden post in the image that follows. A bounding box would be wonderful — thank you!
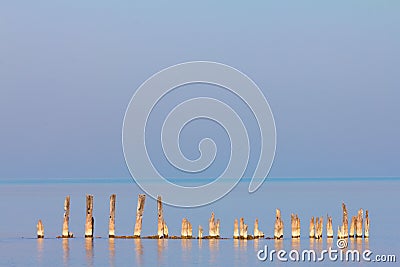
[109,194,116,238]
[181,218,188,238]
[243,224,248,239]
[85,194,94,238]
[209,212,216,237]
[233,218,239,239]
[315,217,320,239]
[198,225,203,239]
[188,221,193,238]
[317,216,323,239]
[239,217,244,238]
[157,196,167,238]
[274,209,283,239]
[356,208,363,238]
[309,216,314,238]
[342,203,348,238]
[254,218,264,238]
[37,219,44,238]
[133,194,146,237]
[364,210,369,238]
[216,219,220,237]
[62,196,72,238]
[326,215,333,238]
[350,216,356,237]
[291,214,300,238]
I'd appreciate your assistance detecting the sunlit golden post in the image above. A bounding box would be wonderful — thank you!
[326,215,333,238]
[133,194,146,238]
[350,216,356,238]
[233,218,239,239]
[309,216,315,238]
[364,210,370,238]
[157,196,168,238]
[108,194,116,238]
[254,218,264,238]
[198,225,203,239]
[62,196,73,238]
[356,208,363,238]
[274,209,283,239]
[84,194,94,238]
[36,219,44,238]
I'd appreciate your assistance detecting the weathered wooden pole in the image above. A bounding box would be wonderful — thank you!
[198,225,203,239]
[215,219,220,237]
[239,217,244,238]
[291,214,300,238]
[326,215,333,238]
[157,195,168,238]
[62,195,72,238]
[181,218,188,238]
[342,203,348,238]
[188,221,193,238]
[133,194,146,237]
[350,216,356,237]
[364,210,369,238]
[274,209,283,239]
[315,216,323,239]
[254,218,264,238]
[309,216,315,238]
[356,208,363,238]
[37,219,44,238]
[85,194,94,238]
[109,194,116,238]
[208,212,217,237]
[233,218,239,239]
[243,224,248,239]
[315,217,320,239]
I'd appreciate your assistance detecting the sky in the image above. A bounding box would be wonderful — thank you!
[0,1,399,181]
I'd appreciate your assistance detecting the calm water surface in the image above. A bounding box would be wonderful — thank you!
[0,178,398,266]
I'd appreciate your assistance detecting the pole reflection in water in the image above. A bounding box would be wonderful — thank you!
[198,238,203,249]
[108,238,115,267]
[85,238,94,267]
[62,238,69,266]
[181,239,192,265]
[274,239,283,252]
[135,238,143,266]
[37,238,44,264]
[356,238,363,253]
[253,238,259,251]
[209,239,220,265]
[326,238,333,250]
[291,238,300,252]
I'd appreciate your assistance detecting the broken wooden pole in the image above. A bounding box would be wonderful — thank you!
[315,216,323,239]
[215,219,220,237]
[239,217,244,238]
[181,218,188,238]
[356,208,363,238]
[364,210,369,238]
[188,221,193,238]
[254,218,264,238]
[274,209,284,239]
[208,212,218,237]
[342,203,348,238]
[37,219,44,238]
[291,214,300,238]
[84,194,94,238]
[233,218,239,239]
[109,194,116,238]
[62,195,73,238]
[133,194,146,237]
[198,225,203,239]
[157,196,168,238]
[309,217,315,238]
[243,224,248,239]
[326,215,333,238]
[350,216,356,237]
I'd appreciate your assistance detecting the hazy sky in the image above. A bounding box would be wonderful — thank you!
[1,1,399,180]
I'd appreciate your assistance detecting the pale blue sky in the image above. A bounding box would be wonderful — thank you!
[1,1,399,180]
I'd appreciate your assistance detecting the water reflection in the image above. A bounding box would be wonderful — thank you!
[108,238,115,267]
[253,238,259,250]
[291,238,300,251]
[37,238,44,264]
[135,238,143,266]
[62,238,69,266]
[85,238,94,267]
[209,239,220,265]
[274,239,283,252]
[198,238,203,249]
